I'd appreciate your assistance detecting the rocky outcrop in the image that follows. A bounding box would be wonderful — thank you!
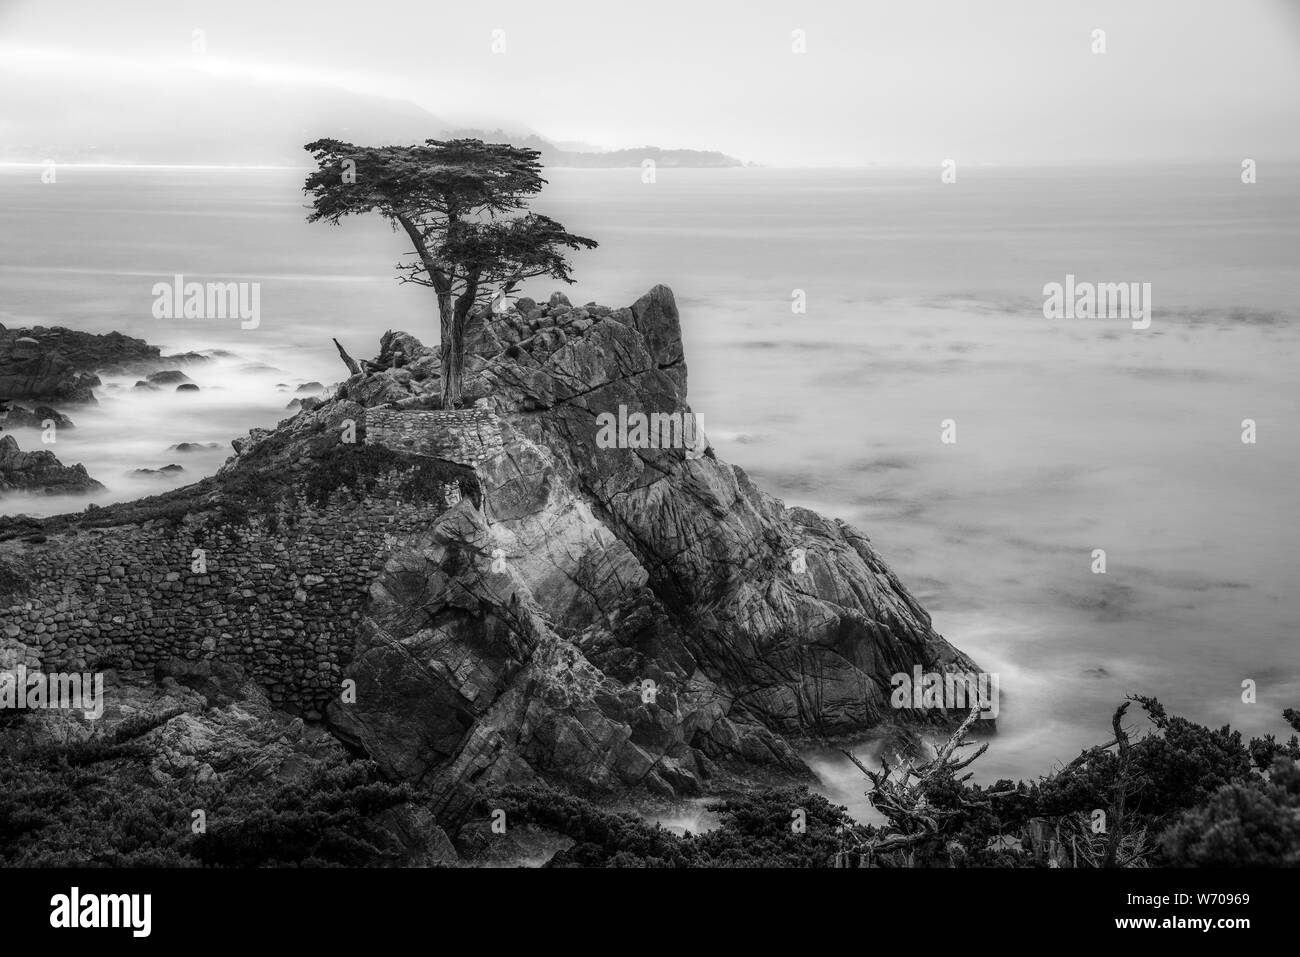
[0,634,456,866]
[0,324,163,404]
[1,404,75,430]
[319,285,984,815]
[0,435,103,495]
[0,286,985,822]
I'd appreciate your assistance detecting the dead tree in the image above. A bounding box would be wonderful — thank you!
[333,338,362,376]
[838,704,1012,864]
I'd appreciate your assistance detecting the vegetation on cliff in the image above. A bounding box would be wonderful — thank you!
[0,730,416,867]
[480,699,1300,868]
[303,137,597,408]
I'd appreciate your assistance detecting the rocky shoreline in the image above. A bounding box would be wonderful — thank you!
[0,285,987,864]
[0,324,232,497]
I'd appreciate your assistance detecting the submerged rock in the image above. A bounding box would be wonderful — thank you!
[130,464,185,478]
[166,442,220,453]
[148,370,191,386]
[1,404,75,430]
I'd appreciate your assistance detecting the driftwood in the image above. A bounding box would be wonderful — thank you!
[333,338,362,376]
[1103,702,1133,868]
[837,698,1157,868]
[1047,700,1154,868]
[837,704,1013,864]
[333,338,393,375]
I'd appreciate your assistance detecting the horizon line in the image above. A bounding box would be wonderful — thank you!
[5,158,1298,173]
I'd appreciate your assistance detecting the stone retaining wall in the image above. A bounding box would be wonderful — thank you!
[364,408,503,468]
[0,471,452,717]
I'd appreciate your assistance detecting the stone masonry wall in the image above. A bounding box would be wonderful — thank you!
[365,408,504,468]
[0,471,453,717]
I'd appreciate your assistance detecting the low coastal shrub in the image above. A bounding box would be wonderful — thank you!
[481,699,1300,868]
[487,783,852,867]
[0,733,412,868]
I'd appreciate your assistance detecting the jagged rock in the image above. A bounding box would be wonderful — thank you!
[230,428,271,457]
[1,404,75,430]
[0,285,985,820]
[0,435,104,495]
[317,285,984,812]
[161,351,212,365]
[338,371,413,407]
[296,381,325,394]
[0,325,159,404]
[378,331,435,370]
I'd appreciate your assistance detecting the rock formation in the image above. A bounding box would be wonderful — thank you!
[0,324,162,404]
[0,286,984,824]
[0,435,104,496]
[1,404,75,430]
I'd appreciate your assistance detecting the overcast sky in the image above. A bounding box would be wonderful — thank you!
[2,0,1298,166]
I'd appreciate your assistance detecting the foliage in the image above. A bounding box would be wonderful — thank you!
[488,784,852,868]
[302,137,597,408]
[484,699,1300,869]
[1162,758,1300,866]
[826,697,1299,868]
[0,721,412,867]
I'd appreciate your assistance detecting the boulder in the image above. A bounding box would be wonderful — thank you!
[0,434,104,495]
[147,370,191,386]
[130,464,184,478]
[166,442,220,453]
[1,404,75,430]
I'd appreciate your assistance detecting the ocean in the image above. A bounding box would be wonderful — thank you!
[2,163,1298,819]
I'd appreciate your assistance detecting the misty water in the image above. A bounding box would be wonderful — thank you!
[2,164,1297,822]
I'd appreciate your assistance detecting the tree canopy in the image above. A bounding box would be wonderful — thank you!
[304,138,597,408]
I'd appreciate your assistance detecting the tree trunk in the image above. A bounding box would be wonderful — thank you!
[439,293,463,409]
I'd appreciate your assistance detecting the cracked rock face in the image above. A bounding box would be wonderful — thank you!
[322,284,984,814]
